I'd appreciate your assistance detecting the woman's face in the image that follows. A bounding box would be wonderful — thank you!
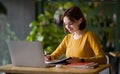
[63,16,80,33]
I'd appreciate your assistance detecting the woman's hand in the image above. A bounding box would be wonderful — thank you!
[44,55,51,61]
[66,57,80,63]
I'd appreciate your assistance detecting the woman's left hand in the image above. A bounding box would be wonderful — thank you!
[66,57,80,63]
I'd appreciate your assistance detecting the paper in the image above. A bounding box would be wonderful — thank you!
[45,57,72,65]
[67,62,99,69]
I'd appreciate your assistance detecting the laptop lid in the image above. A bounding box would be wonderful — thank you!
[8,41,47,67]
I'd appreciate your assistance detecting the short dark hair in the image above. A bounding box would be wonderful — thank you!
[61,6,87,32]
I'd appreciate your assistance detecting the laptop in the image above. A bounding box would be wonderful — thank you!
[8,41,54,68]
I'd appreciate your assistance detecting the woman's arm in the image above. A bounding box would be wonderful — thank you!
[50,34,70,60]
[85,31,107,64]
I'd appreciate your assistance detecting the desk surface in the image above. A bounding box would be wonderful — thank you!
[0,64,110,74]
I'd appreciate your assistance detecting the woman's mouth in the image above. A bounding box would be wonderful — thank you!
[68,28,73,32]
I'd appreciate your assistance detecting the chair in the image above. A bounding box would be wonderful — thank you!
[100,55,110,74]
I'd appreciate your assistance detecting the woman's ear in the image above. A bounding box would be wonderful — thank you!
[79,18,83,23]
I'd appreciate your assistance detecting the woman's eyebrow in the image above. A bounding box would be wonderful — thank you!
[64,22,71,25]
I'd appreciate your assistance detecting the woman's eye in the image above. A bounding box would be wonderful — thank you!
[64,22,74,25]
[69,22,73,25]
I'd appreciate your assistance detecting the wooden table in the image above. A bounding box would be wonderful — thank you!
[0,64,110,74]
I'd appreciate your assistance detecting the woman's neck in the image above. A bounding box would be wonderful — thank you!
[73,30,84,39]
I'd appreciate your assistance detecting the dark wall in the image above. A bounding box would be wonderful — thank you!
[0,0,35,40]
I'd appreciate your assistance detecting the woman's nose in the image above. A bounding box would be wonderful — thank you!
[66,24,70,29]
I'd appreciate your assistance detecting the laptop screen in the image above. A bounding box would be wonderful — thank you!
[8,41,46,67]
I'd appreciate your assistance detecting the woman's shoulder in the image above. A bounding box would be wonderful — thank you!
[62,34,72,42]
[83,30,97,38]
[84,30,98,40]
[85,30,95,35]
[65,33,73,38]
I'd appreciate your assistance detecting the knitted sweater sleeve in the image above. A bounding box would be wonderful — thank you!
[84,31,107,64]
[50,35,69,60]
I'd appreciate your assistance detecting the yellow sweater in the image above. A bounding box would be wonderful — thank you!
[50,30,107,64]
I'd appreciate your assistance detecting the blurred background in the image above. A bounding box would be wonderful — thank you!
[0,0,120,74]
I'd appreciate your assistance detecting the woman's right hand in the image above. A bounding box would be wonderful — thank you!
[44,55,51,61]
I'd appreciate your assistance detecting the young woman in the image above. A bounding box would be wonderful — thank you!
[45,6,107,65]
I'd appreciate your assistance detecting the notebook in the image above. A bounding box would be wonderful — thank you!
[8,41,55,68]
[45,57,72,65]
[67,62,99,69]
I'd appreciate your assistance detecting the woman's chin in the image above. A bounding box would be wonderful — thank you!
[69,31,73,33]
